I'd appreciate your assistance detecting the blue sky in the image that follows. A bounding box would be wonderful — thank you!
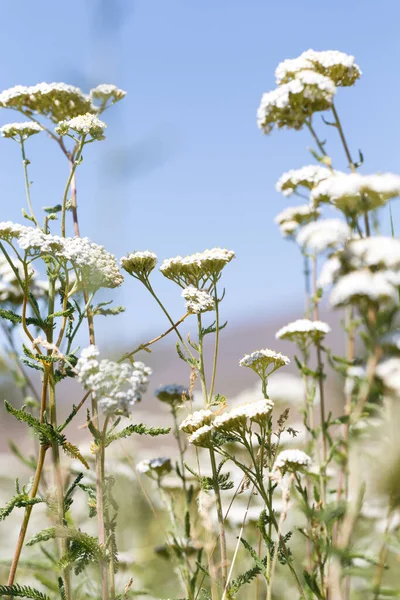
[1,0,400,347]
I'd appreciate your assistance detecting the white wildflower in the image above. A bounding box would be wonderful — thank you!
[330,270,398,307]
[56,113,106,139]
[343,237,400,271]
[267,373,311,406]
[120,251,157,279]
[279,220,299,237]
[155,384,190,406]
[296,219,351,253]
[182,286,215,314]
[257,70,336,135]
[1,121,42,140]
[276,319,330,344]
[188,424,214,447]
[276,165,332,196]
[90,84,127,105]
[76,345,151,415]
[0,82,94,121]
[160,248,235,287]
[213,399,274,432]
[318,256,341,288]
[381,331,400,352]
[276,49,361,87]
[274,204,320,227]
[136,457,172,477]
[376,358,400,396]
[344,366,366,396]
[311,172,400,213]
[239,349,290,380]
[274,449,312,473]
[179,409,214,434]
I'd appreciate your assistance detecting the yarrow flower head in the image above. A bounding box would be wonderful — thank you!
[1,121,42,141]
[213,399,274,433]
[56,113,106,140]
[330,270,398,308]
[342,237,400,271]
[90,84,127,106]
[276,49,361,87]
[296,219,351,253]
[376,358,400,397]
[257,70,336,135]
[311,172,400,214]
[179,409,214,434]
[120,251,158,280]
[76,345,152,416]
[0,255,47,304]
[274,204,320,237]
[276,319,331,345]
[136,457,172,478]
[155,384,190,407]
[160,248,235,287]
[0,83,94,122]
[276,165,333,197]
[239,349,290,382]
[188,424,214,448]
[182,286,215,314]
[274,449,312,473]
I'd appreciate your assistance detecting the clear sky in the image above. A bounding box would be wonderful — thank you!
[1,0,400,347]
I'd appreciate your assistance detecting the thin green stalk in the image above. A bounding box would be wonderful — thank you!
[208,448,228,588]
[20,139,37,224]
[61,137,85,237]
[306,120,328,158]
[172,407,188,496]
[208,280,220,401]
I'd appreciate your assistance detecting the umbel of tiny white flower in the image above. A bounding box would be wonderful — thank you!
[188,424,214,448]
[274,204,320,238]
[212,399,274,433]
[179,409,214,434]
[239,349,290,395]
[120,251,158,281]
[275,49,361,87]
[296,219,351,254]
[330,270,398,308]
[0,82,95,122]
[136,457,172,478]
[90,84,127,107]
[0,121,42,141]
[56,113,106,140]
[155,384,190,407]
[257,70,336,135]
[182,286,215,314]
[276,319,331,346]
[274,449,312,474]
[276,165,333,197]
[160,248,235,288]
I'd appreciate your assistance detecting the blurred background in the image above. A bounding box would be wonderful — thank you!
[0,2,400,594]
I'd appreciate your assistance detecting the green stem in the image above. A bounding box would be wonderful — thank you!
[208,281,219,402]
[20,139,37,224]
[61,137,85,237]
[209,448,228,588]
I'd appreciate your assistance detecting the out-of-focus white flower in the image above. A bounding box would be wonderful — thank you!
[188,424,214,447]
[160,248,235,287]
[182,286,215,314]
[56,113,106,139]
[274,204,320,238]
[381,331,400,352]
[267,373,311,406]
[213,399,274,432]
[0,82,94,121]
[311,172,400,213]
[179,409,214,434]
[274,449,312,473]
[1,121,42,140]
[90,84,127,105]
[120,251,157,279]
[318,256,341,288]
[276,165,333,197]
[155,384,190,407]
[136,457,172,477]
[296,219,351,253]
[276,49,361,87]
[239,349,290,380]
[344,366,366,396]
[330,270,398,307]
[276,319,330,344]
[76,345,151,416]
[343,237,400,270]
[376,358,400,396]
[257,70,336,135]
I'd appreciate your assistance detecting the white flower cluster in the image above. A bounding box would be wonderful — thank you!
[76,345,152,415]
[257,70,336,135]
[376,358,400,396]
[239,349,290,379]
[274,204,320,237]
[136,457,172,477]
[276,165,332,197]
[120,251,158,280]
[343,237,400,271]
[90,84,127,105]
[296,219,351,253]
[0,82,94,122]
[56,113,106,140]
[188,425,214,447]
[213,399,274,431]
[330,270,398,307]
[0,223,123,289]
[276,319,331,343]
[0,121,42,140]
[179,409,214,434]
[276,50,361,87]
[155,384,190,406]
[160,248,235,287]
[0,255,47,304]
[311,172,400,214]
[182,286,215,314]
[274,449,312,473]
